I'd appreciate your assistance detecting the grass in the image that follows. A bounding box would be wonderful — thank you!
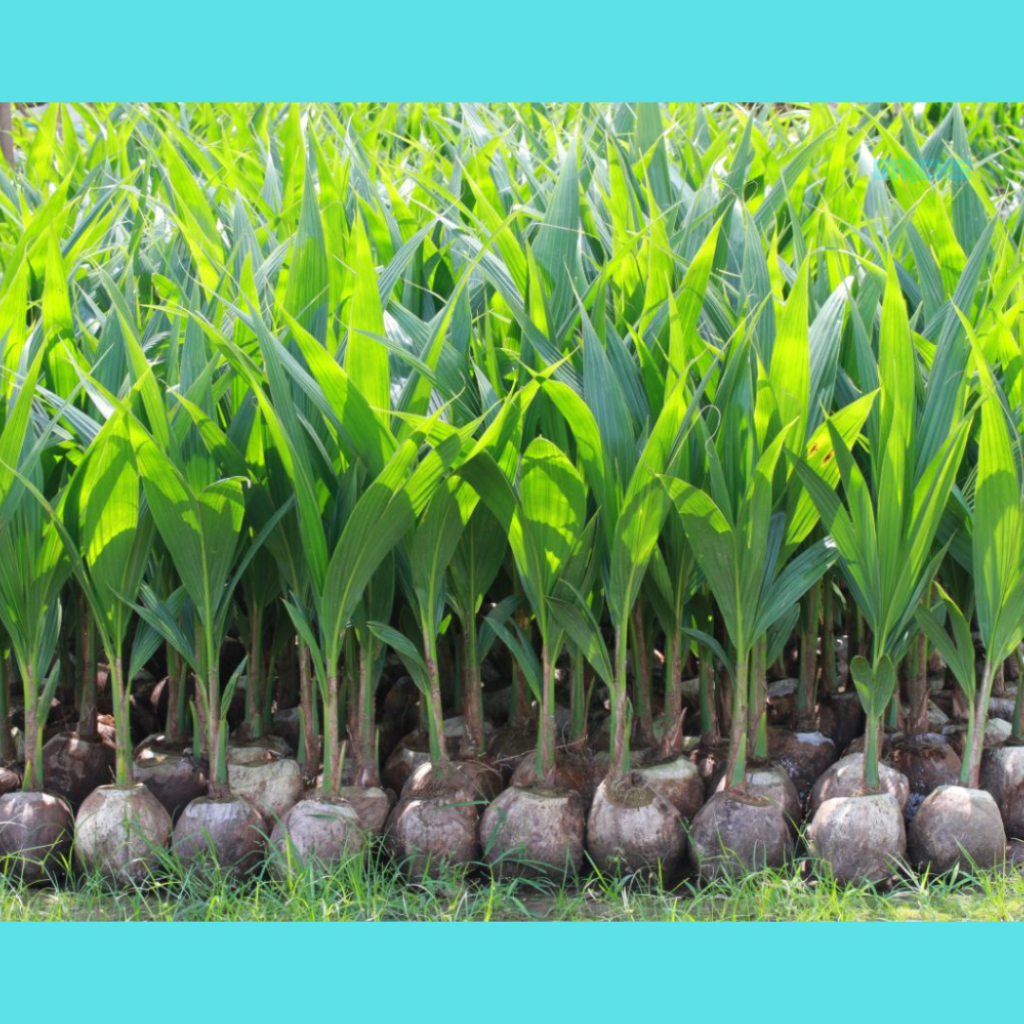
[4,846,1023,921]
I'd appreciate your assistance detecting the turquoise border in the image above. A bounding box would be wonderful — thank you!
[1,0,1019,97]
[2,3,1018,1013]
[4,920,1012,1017]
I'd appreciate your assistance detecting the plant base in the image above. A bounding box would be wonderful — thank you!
[908,785,1005,873]
[687,789,794,879]
[173,794,266,875]
[586,773,686,879]
[807,792,906,885]
[270,797,365,872]
[481,784,585,879]
[0,791,74,883]
[74,783,172,882]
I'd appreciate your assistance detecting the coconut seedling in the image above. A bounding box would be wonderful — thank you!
[225,203,410,788]
[466,436,601,878]
[621,474,712,837]
[275,427,466,869]
[535,199,722,781]
[661,257,878,874]
[228,260,480,855]
[385,487,471,784]
[170,386,311,825]
[374,484,490,879]
[41,596,114,812]
[912,589,1006,870]
[375,397,534,878]
[644,515,697,755]
[44,410,174,883]
[0,358,74,882]
[943,351,1024,787]
[544,361,710,876]
[129,413,288,874]
[128,555,211,821]
[387,386,535,779]
[663,411,834,876]
[799,265,974,883]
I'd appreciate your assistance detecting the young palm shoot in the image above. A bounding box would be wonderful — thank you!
[663,419,834,876]
[391,485,471,779]
[473,438,594,778]
[664,420,836,785]
[524,341,716,876]
[374,387,535,788]
[645,516,697,754]
[371,427,529,877]
[172,388,318,790]
[547,373,704,780]
[58,415,154,786]
[960,344,1024,787]
[447,505,508,757]
[798,268,972,791]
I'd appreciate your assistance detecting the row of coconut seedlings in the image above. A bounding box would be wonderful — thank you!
[3,297,1024,885]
